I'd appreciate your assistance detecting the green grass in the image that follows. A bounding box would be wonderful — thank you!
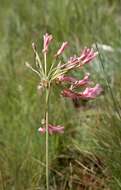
[0,0,121,189]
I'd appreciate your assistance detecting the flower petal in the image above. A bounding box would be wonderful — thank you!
[79,84,103,99]
[55,42,68,57]
[57,75,76,83]
[74,73,90,87]
[61,89,80,99]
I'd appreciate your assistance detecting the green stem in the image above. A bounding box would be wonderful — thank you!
[44,52,50,190]
[45,85,50,190]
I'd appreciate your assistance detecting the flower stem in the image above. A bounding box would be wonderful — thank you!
[45,85,50,190]
[43,51,50,190]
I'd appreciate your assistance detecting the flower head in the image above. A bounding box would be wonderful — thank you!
[42,33,53,53]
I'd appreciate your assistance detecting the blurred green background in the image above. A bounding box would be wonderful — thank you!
[0,0,121,189]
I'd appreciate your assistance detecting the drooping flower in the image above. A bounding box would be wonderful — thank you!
[38,124,64,135]
[61,84,102,100]
[42,33,53,53]
[80,84,103,99]
[61,89,80,99]
[57,73,90,87]
[74,73,90,87]
[57,75,77,83]
[54,42,68,57]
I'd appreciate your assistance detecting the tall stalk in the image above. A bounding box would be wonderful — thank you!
[44,50,50,190]
[45,86,49,190]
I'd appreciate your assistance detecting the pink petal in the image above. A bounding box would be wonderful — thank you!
[80,84,103,99]
[61,89,80,99]
[74,73,90,87]
[55,42,68,57]
[57,75,77,83]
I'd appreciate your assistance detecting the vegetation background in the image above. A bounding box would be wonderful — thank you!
[0,0,121,189]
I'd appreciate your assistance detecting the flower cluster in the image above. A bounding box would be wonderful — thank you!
[27,33,102,135]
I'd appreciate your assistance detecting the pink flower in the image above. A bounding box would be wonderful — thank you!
[57,75,76,83]
[57,73,90,87]
[79,48,98,64]
[80,84,102,99]
[42,33,53,53]
[74,73,90,87]
[61,84,102,100]
[38,124,64,135]
[61,89,80,99]
[55,42,68,57]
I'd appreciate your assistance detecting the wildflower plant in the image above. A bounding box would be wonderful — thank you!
[26,33,102,190]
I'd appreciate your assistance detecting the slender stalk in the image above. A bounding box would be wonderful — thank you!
[45,87,49,190]
[44,51,50,190]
